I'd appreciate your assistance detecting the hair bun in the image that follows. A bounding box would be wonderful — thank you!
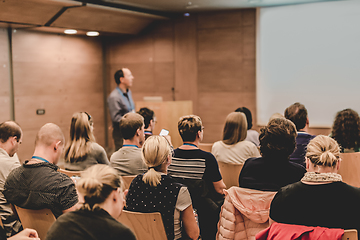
[77,177,103,199]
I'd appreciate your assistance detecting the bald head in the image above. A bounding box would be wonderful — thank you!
[35,123,64,147]
[0,121,22,143]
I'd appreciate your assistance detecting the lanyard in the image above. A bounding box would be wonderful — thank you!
[123,144,139,148]
[31,156,49,163]
[183,143,198,148]
[144,131,153,135]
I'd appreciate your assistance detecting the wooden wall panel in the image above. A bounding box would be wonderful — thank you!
[12,30,104,161]
[0,28,11,123]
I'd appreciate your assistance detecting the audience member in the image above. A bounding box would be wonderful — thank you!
[268,112,284,122]
[211,112,260,164]
[331,108,360,152]
[168,115,226,240]
[284,102,315,167]
[64,112,109,171]
[108,68,135,151]
[110,112,147,176]
[46,164,136,240]
[4,123,78,218]
[0,122,22,236]
[137,107,156,140]
[126,136,199,240]
[238,118,306,191]
[235,107,260,146]
[270,135,360,238]
[0,227,39,240]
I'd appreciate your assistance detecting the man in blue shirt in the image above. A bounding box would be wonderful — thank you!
[108,68,135,151]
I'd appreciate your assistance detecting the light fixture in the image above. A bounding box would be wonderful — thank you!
[64,29,77,34]
[184,13,190,17]
[86,31,99,37]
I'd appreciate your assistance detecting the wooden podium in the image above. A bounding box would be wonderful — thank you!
[136,101,192,148]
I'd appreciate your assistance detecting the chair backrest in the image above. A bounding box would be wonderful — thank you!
[121,175,137,190]
[218,162,243,189]
[14,205,56,240]
[338,152,360,187]
[342,229,358,240]
[118,210,167,240]
[58,168,82,178]
[199,143,213,152]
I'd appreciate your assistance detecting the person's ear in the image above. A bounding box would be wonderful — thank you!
[305,157,310,170]
[54,141,61,151]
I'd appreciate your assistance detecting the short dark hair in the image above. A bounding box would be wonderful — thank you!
[0,121,22,143]
[235,107,253,130]
[114,69,124,85]
[331,108,360,150]
[259,118,297,159]
[178,115,203,142]
[137,108,155,129]
[119,113,144,140]
[284,102,308,131]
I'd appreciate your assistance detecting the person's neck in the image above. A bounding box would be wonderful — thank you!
[30,148,54,164]
[180,140,200,149]
[144,127,152,133]
[123,139,141,148]
[0,142,12,156]
[118,84,128,93]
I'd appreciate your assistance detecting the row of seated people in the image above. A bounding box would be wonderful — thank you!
[0,112,225,240]
[1,102,360,240]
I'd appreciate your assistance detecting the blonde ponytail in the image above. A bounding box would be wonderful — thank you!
[76,165,121,211]
[141,136,171,187]
[306,135,340,167]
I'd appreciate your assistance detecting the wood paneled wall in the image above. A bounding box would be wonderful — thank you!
[11,30,105,161]
[105,9,258,144]
[0,28,11,123]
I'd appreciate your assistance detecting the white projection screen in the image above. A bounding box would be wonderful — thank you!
[256,0,360,127]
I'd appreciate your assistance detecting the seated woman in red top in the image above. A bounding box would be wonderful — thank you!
[270,135,360,238]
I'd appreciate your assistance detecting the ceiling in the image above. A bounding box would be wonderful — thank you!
[0,0,343,36]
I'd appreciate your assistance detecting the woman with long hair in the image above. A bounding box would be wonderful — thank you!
[331,108,360,152]
[270,135,360,238]
[212,112,260,165]
[46,165,136,240]
[64,112,109,171]
[126,135,199,240]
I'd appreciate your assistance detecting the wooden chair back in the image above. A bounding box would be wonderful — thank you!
[58,168,82,178]
[198,143,213,152]
[14,205,56,240]
[0,218,3,228]
[121,175,136,190]
[118,210,167,240]
[342,229,358,240]
[218,162,243,189]
[338,153,360,187]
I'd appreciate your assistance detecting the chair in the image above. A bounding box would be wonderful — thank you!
[338,153,360,187]
[218,162,243,188]
[342,229,358,240]
[118,210,167,240]
[121,175,136,190]
[199,143,213,152]
[13,205,56,240]
[58,168,82,178]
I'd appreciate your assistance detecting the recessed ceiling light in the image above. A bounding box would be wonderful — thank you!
[86,31,99,37]
[64,29,77,34]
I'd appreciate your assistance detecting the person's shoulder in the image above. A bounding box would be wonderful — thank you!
[108,88,120,98]
[244,156,263,166]
[288,161,307,173]
[90,142,105,151]
[333,181,360,197]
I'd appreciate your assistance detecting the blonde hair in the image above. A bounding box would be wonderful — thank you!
[222,112,247,145]
[65,112,95,163]
[141,136,171,187]
[306,135,340,167]
[178,115,203,142]
[77,164,122,211]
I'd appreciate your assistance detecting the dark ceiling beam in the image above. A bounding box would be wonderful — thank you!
[73,0,180,18]
[45,4,85,27]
